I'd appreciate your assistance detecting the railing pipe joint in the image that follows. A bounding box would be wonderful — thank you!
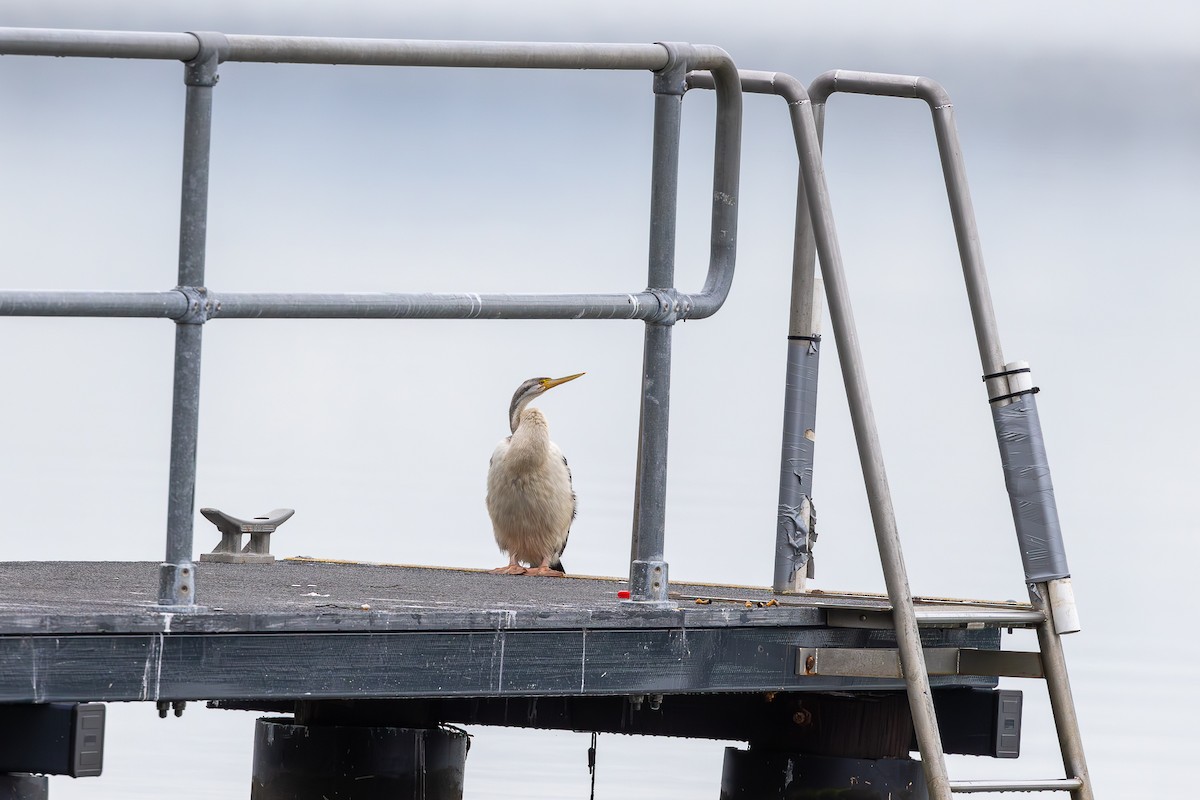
[174,286,213,324]
[644,288,686,325]
[913,76,952,109]
[183,30,229,86]
[625,559,672,606]
[652,42,690,96]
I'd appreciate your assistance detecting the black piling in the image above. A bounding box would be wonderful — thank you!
[251,718,468,800]
[720,747,928,799]
[0,775,48,800]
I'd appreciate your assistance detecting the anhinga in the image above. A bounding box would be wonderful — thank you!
[486,373,584,577]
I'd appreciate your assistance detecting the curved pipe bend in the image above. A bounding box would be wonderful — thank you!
[689,69,810,107]
[676,45,742,321]
[807,67,1005,380]
[808,69,951,109]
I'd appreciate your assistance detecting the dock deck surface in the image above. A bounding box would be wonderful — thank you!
[0,559,1025,704]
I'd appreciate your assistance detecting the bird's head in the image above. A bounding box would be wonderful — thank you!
[508,372,584,433]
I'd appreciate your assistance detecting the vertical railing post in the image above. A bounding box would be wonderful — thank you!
[628,44,688,605]
[773,159,823,593]
[158,32,227,608]
[678,70,814,594]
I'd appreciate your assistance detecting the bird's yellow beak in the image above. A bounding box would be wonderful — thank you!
[541,372,585,391]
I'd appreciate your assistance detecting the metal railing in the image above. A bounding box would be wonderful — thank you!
[2,27,1091,797]
[688,68,1089,799]
[0,27,743,608]
[806,71,1088,800]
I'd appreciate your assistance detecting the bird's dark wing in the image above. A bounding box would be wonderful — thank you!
[550,453,575,572]
[564,454,577,521]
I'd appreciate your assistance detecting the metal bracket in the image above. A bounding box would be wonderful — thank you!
[183,31,229,87]
[199,507,294,564]
[157,561,198,609]
[645,288,689,325]
[174,285,212,324]
[623,559,675,607]
[652,42,690,96]
[824,607,1045,630]
[796,647,1044,679]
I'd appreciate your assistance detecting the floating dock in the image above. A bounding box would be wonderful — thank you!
[0,559,1028,703]
[0,559,1032,797]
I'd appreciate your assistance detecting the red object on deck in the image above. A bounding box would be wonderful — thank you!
[616,590,631,599]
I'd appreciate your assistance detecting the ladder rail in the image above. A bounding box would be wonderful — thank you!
[662,66,1094,799]
[1033,585,1094,798]
[805,70,1093,800]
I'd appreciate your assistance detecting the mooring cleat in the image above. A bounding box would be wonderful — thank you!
[199,507,294,564]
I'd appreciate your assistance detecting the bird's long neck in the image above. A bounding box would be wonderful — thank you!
[508,407,551,464]
[509,394,533,434]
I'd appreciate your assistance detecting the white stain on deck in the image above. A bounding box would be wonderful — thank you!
[496,632,507,691]
[30,645,41,702]
[580,629,587,693]
[140,634,165,701]
[491,609,517,692]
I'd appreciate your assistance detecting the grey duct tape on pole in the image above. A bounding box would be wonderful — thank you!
[988,360,1080,634]
[775,328,822,592]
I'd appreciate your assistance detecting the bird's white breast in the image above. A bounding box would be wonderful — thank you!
[485,409,574,565]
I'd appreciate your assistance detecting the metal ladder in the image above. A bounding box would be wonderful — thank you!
[789,69,1092,798]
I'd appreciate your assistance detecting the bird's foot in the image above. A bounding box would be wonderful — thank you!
[525,566,565,578]
[490,564,528,575]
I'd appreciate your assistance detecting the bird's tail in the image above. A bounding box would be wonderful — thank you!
[550,558,565,574]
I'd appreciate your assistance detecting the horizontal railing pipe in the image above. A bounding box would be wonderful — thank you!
[0,28,669,71]
[0,290,189,318]
[207,291,673,321]
[223,36,670,70]
[689,68,799,100]
[0,27,200,60]
[0,290,697,323]
[808,69,951,107]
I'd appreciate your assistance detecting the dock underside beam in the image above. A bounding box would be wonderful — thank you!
[0,625,1001,704]
[213,688,1020,761]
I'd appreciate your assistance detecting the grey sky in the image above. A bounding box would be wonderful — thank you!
[2,3,1198,797]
